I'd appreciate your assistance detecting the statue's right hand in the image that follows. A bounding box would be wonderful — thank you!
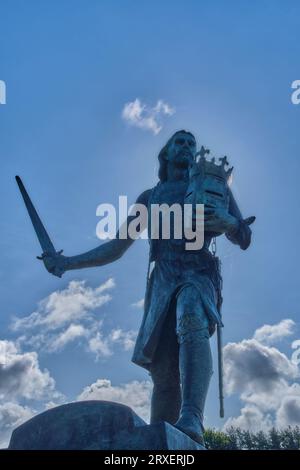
[38,251,68,278]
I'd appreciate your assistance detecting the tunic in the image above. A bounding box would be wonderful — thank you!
[131,179,251,370]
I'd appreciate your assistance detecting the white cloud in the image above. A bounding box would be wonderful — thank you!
[153,100,174,115]
[0,340,58,401]
[0,402,35,449]
[122,98,175,134]
[88,331,112,359]
[0,378,152,448]
[87,328,137,360]
[11,279,114,332]
[276,394,300,428]
[131,299,144,309]
[224,338,298,396]
[49,324,88,352]
[0,277,139,447]
[223,319,300,431]
[224,405,273,432]
[9,278,138,360]
[253,319,296,345]
[109,329,137,351]
[44,401,61,410]
[78,378,152,422]
[0,339,62,447]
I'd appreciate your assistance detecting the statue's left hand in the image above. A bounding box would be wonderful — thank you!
[204,207,239,234]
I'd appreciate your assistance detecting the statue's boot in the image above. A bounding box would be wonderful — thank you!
[174,330,213,446]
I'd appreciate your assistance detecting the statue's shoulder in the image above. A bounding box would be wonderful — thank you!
[136,188,153,206]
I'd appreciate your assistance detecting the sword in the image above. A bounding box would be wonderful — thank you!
[15,176,63,276]
[217,323,225,418]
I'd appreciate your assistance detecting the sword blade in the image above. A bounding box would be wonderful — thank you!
[15,175,56,256]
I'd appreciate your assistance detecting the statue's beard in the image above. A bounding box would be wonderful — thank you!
[173,152,193,169]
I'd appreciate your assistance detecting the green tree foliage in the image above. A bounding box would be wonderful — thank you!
[204,426,300,450]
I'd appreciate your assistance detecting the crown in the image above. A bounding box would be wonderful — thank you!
[190,146,233,182]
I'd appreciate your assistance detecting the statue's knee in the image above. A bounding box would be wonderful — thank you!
[177,326,210,345]
[176,288,210,343]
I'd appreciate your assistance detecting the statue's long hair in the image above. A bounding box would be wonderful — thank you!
[158,130,196,182]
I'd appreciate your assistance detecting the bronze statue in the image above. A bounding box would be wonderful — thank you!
[16,130,255,445]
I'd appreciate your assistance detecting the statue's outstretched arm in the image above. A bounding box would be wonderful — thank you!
[43,189,151,277]
[63,237,134,271]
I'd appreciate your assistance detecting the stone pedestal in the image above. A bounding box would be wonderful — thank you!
[8,400,205,450]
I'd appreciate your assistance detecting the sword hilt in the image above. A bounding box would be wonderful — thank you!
[37,249,63,260]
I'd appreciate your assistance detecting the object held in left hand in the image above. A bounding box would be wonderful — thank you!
[204,206,239,233]
[185,152,233,233]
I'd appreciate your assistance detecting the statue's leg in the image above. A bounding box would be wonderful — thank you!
[150,304,181,425]
[174,285,213,445]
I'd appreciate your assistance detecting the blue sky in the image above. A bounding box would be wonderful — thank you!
[1,0,300,446]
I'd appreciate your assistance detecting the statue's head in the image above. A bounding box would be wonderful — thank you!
[158,130,197,181]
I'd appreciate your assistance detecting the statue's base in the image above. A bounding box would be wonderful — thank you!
[8,400,205,450]
[113,421,205,450]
